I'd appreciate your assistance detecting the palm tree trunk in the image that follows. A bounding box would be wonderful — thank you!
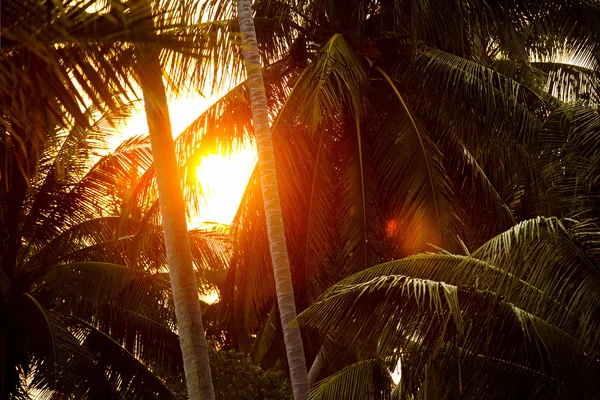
[134,2,215,399]
[424,360,436,400]
[236,1,309,399]
[367,372,375,400]
[308,344,326,387]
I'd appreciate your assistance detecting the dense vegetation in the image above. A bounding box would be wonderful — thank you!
[1,0,600,399]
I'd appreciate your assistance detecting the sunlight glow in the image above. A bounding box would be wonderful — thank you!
[113,95,213,148]
[115,93,256,226]
[391,360,402,385]
[85,1,109,14]
[194,149,256,226]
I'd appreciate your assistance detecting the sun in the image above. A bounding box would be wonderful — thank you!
[116,93,256,227]
[165,95,257,227]
[194,147,256,226]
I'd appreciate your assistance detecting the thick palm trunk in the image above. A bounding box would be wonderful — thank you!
[236,1,309,399]
[134,4,215,399]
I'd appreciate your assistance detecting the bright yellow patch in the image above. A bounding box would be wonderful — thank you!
[194,148,256,226]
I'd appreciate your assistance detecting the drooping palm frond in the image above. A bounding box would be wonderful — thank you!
[297,217,600,398]
[66,315,182,400]
[303,274,599,398]
[435,130,516,246]
[24,133,154,248]
[393,46,563,236]
[9,295,92,399]
[45,262,183,377]
[375,68,462,254]
[308,358,394,400]
[20,103,140,243]
[398,47,550,148]
[12,222,226,397]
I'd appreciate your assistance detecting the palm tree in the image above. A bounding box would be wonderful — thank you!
[0,103,203,397]
[298,217,600,398]
[1,1,227,397]
[194,0,600,390]
[2,0,230,398]
[235,0,309,398]
[133,0,216,397]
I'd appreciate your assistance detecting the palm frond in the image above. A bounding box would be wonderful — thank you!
[26,134,154,248]
[309,358,393,400]
[298,216,600,397]
[10,294,91,399]
[534,61,600,103]
[376,67,462,254]
[42,262,171,314]
[299,271,599,397]
[288,33,368,130]
[67,315,182,399]
[435,130,516,245]
[399,47,549,147]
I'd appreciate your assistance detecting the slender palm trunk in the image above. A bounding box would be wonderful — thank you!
[308,345,325,387]
[424,361,436,400]
[236,1,309,399]
[367,372,375,400]
[134,2,214,399]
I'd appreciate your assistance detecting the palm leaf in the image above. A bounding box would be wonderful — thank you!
[309,358,393,400]
[67,315,182,399]
[10,294,91,398]
[299,271,599,398]
[298,217,600,397]
[376,67,462,254]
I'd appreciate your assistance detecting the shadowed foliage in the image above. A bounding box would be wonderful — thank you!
[299,217,600,398]
[0,97,229,397]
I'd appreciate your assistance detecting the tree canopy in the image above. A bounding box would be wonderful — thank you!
[2,0,600,398]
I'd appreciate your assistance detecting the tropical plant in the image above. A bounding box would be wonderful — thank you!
[190,0,600,394]
[133,0,216,397]
[0,0,238,397]
[0,69,239,397]
[298,217,600,399]
[0,99,215,397]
